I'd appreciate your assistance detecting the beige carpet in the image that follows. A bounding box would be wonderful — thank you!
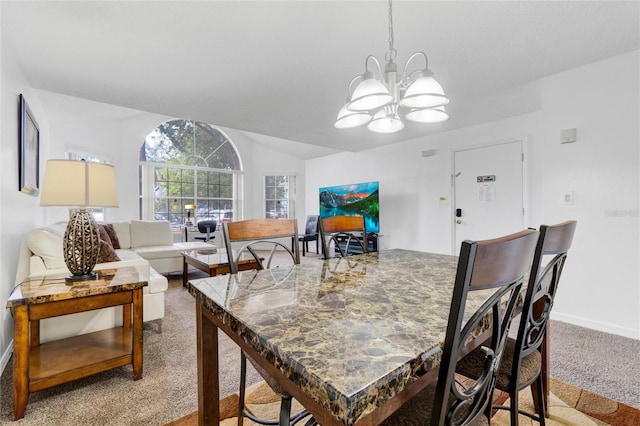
[167,378,640,426]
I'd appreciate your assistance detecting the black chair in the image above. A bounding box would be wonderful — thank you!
[297,215,319,256]
[319,215,368,259]
[222,219,309,426]
[457,220,577,425]
[381,229,539,426]
[193,220,216,242]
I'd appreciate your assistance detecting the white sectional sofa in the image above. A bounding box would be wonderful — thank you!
[15,219,215,342]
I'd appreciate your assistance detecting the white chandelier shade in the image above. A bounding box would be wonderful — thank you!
[335,0,449,133]
[405,105,449,124]
[368,108,405,133]
[348,76,394,111]
[335,103,372,129]
[399,75,450,109]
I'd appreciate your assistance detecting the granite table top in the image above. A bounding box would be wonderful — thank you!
[188,249,494,425]
[7,266,148,308]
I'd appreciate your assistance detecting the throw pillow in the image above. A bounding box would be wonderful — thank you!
[97,239,120,264]
[102,223,121,249]
[98,225,113,248]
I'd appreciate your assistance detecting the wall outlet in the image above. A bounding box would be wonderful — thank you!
[561,191,574,205]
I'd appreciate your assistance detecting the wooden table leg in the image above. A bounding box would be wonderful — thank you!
[196,303,219,426]
[183,256,189,287]
[29,319,39,349]
[12,305,29,420]
[123,302,132,328]
[132,288,143,380]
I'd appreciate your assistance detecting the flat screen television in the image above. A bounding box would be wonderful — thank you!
[319,181,379,233]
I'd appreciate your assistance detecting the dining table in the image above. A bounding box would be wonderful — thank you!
[187,248,546,425]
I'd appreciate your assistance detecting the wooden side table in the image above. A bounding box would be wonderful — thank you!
[6,266,147,420]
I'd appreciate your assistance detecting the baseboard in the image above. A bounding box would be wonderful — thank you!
[552,312,640,340]
[1,340,13,375]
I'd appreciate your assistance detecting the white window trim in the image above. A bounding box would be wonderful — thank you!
[263,174,296,220]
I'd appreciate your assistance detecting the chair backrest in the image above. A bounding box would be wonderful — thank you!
[304,215,319,235]
[197,220,217,235]
[319,215,367,259]
[431,229,539,426]
[513,220,577,363]
[222,219,300,274]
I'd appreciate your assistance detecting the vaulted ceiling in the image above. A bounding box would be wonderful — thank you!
[3,1,639,157]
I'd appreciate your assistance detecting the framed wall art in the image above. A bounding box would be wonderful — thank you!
[18,94,40,195]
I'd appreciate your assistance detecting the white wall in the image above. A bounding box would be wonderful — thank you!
[217,127,307,228]
[306,51,640,340]
[0,38,53,369]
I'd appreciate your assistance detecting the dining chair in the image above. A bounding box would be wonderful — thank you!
[457,220,577,425]
[222,218,300,274]
[319,215,368,259]
[297,215,319,256]
[193,220,217,242]
[381,229,539,426]
[221,219,309,426]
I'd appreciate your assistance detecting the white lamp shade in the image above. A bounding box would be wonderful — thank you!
[399,75,449,109]
[405,106,449,123]
[348,78,394,111]
[335,104,372,129]
[367,109,405,133]
[40,160,119,208]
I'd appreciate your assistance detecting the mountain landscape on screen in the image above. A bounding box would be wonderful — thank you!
[319,181,379,233]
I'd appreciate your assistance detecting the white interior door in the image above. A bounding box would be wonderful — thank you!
[453,140,524,254]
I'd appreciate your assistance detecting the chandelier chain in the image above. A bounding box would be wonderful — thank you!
[386,0,397,62]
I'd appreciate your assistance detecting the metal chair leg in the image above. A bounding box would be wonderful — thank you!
[238,351,247,426]
[279,397,292,426]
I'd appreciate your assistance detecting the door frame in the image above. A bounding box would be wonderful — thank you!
[450,137,530,254]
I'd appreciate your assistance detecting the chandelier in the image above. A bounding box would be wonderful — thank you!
[335,0,449,134]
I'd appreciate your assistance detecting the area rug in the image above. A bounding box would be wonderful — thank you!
[491,378,640,426]
[166,378,640,426]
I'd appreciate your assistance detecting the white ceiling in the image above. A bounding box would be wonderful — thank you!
[3,1,639,157]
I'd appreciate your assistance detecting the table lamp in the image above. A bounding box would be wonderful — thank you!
[184,204,196,226]
[40,160,119,282]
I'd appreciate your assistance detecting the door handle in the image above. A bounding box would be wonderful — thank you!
[456,219,462,224]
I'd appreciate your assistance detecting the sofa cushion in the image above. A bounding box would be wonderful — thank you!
[110,221,131,249]
[115,249,144,262]
[130,220,172,248]
[26,228,65,270]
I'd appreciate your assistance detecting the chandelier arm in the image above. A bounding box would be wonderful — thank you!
[403,51,429,75]
[364,55,384,76]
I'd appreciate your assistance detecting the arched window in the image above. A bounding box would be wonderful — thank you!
[139,119,242,226]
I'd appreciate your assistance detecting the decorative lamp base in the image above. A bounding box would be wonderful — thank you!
[63,210,101,280]
[64,272,98,285]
